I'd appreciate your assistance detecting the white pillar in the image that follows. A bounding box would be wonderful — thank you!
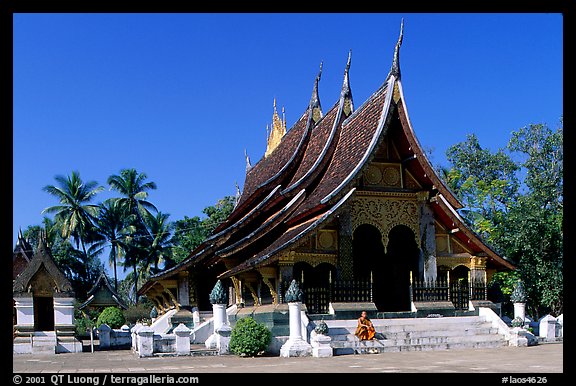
[173,323,191,355]
[513,302,526,322]
[137,326,155,357]
[205,303,227,349]
[280,301,312,357]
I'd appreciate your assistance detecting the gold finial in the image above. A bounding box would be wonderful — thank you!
[265,98,287,157]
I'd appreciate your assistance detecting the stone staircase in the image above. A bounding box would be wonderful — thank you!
[31,331,57,354]
[326,315,507,355]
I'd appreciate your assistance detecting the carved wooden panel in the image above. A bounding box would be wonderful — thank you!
[351,195,420,248]
[363,162,402,188]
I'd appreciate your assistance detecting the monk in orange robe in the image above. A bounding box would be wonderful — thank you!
[355,311,376,340]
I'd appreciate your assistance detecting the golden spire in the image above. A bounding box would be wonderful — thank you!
[265,98,287,157]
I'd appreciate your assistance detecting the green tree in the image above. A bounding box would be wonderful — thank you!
[140,211,174,274]
[445,134,519,241]
[171,215,208,264]
[107,168,158,302]
[444,122,563,317]
[171,196,235,264]
[89,200,136,290]
[41,171,104,284]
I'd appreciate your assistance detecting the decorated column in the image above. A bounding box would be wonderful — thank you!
[280,280,312,357]
[205,280,232,354]
[511,279,527,326]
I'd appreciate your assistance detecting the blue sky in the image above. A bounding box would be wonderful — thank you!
[13,13,563,276]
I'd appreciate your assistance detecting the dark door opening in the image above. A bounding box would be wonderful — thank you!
[384,225,421,312]
[34,296,54,331]
[353,224,386,309]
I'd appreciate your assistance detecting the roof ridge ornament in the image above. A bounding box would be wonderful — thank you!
[390,18,404,80]
[265,98,287,157]
[341,49,354,116]
[310,61,323,123]
[244,148,252,172]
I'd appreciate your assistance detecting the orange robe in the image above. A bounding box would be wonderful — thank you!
[355,317,376,340]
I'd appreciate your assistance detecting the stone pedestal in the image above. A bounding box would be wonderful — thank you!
[13,296,34,332]
[539,314,557,340]
[137,326,155,357]
[280,302,311,357]
[54,297,75,326]
[205,303,228,350]
[97,324,111,349]
[215,325,232,355]
[311,332,333,357]
[513,302,526,322]
[174,323,191,355]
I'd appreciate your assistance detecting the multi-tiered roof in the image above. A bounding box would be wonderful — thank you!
[140,23,513,296]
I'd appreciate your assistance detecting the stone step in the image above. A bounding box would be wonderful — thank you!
[329,327,500,342]
[31,344,56,354]
[329,325,497,339]
[331,333,505,348]
[325,315,487,328]
[332,337,507,355]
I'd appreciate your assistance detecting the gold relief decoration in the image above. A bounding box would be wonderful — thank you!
[382,166,401,186]
[343,98,352,116]
[293,252,337,267]
[261,276,278,305]
[317,230,337,250]
[404,170,422,190]
[351,196,420,248]
[230,276,242,304]
[393,82,401,103]
[364,165,383,185]
[436,255,472,270]
[436,235,448,253]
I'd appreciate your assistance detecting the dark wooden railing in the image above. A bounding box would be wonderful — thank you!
[278,275,486,314]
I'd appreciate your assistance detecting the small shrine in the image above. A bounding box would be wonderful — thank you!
[13,231,82,354]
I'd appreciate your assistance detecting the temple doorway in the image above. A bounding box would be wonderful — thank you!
[352,224,386,309]
[383,225,421,312]
[33,296,54,331]
[293,262,336,314]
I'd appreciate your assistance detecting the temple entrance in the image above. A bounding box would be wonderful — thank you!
[33,296,54,331]
[352,224,386,309]
[383,225,421,312]
[293,262,336,314]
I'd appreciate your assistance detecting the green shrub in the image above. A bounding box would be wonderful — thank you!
[123,304,153,325]
[229,317,271,357]
[96,307,126,329]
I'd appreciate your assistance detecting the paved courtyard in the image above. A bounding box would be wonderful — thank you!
[13,342,563,374]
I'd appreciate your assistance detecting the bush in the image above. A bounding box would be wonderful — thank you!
[96,307,126,329]
[229,317,271,357]
[123,304,153,325]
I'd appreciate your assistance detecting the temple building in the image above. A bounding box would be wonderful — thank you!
[13,231,82,353]
[139,22,515,319]
[78,271,128,312]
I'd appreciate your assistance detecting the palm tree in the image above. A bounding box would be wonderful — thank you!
[42,171,104,280]
[107,168,158,222]
[89,199,136,290]
[107,168,157,303]
[141,211,174,275]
